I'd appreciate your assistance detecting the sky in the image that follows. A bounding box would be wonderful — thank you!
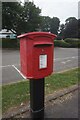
[21,0,79,24]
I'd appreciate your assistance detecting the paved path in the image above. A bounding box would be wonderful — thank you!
[14,89,78,118]
[1,48,79,84]
[44,90,78,118]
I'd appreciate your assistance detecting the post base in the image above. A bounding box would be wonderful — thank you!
[30,108,44,119]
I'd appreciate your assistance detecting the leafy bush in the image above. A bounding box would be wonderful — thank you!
[54,40,70,48]
[64,38,79,42]
[54,38,80,48]
[64,38,80,48]
[2,38,18,48]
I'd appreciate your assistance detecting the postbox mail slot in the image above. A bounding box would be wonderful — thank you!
[34,42,53,47]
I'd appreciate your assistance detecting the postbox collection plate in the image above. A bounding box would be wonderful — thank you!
[39,54,47,69]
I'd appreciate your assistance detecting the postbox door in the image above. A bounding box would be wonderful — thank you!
[33,43,53,79]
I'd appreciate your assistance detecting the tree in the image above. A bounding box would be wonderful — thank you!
[22,2,41,33]
[0,1,2,31]
[2,1,42,35]
[78,19,80,38]
[40,16,60,35]
[40,16,51,32]
[58,24,65,39]
[50,17,60,35]
[2,2,23,34]
[63,17,78,38]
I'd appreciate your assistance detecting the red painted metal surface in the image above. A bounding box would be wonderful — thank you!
[18,32,57,79]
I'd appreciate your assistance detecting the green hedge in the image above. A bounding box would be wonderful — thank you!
[54,38,80,48]
[1,38,79,48]
[1,38,18,48]
[64,38,80,48]
[54,40,70,48]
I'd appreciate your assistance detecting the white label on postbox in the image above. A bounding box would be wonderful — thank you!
[39,55,47,69]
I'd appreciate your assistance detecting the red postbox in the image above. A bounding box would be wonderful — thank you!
[18,32,56,79]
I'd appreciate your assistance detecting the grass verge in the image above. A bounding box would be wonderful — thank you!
[2,68,79,113]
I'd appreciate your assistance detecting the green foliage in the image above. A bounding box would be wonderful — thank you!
[40,16,60,35]
[2,2,79,39]
[40,16,51,32]
[2,2,23,35]
[2,81,29,112]
[54,40,70,48]
[64,38,80,48]
[54,38,80,48]
[64,17,78,38]
[2,2,42,35]
[78,19,80,38]
[50,17,60,35]
[58,17,78,39]
[64,38,79,42]
[58,24,65,39]
[2,38,18,48]
[45,68,79,94]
